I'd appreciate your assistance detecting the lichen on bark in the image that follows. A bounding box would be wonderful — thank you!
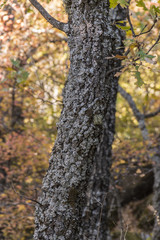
[34,1,126,239]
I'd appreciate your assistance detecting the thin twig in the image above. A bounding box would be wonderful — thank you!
[11,181,43,206]
[139,23,148,34]
[146,33,160,54]
[106,66,124,76]
[133,33,160,62]
[127,8,136,37]
[118,85,149,141]
[144,107,160,118]
[136,18,157,37]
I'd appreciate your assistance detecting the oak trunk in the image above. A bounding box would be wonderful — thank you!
[34,1,125,239]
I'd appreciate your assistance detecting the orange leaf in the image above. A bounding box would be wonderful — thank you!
[115,54,128,60]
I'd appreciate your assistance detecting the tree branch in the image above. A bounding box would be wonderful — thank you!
[136,18,157,37]
[146,33,160,54]
[144,107,160,119]
[127,8,136,37]
[50,37,68,43]
[106,66,124,76]
[118,85,149,140]
[29,0,69,34]
[11,182,43,206]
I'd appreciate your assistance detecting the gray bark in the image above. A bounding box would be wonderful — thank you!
[80,6,127,238]
[153,143,160,240]
[33,1,126,239]
[81,73,119,240]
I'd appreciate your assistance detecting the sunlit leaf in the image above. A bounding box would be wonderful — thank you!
[0,0,8,8]
[116,25,131,31]
[109,0,118,8]
[134,67,144,87]
[136,0,148,11]
[110,0,128,8]
[115,54,128,60]
[118,0,129,8]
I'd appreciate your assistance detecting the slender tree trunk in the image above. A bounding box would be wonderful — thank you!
[153,144,160,240]
[119,85,160,240]
[34,1,125,239]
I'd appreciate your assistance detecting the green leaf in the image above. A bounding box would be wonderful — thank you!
[137,50,146,59]
[109,0,118,8]
[109,0,128,9]
[21,71,29,81]
[137,50,156,60]
[11,59,20,68]
[17,71,29,84]
[152,5,160,14]
[17,77,27,84]
[0,0,7,8]
[150,5,160,17]
[136,0,148,11]
[135,70,144,87]
[145,54,156,59]
[118,0,129,8]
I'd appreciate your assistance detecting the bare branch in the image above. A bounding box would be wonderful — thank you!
[146,33,160,54]
[106,66,124,76]
[118,85,149,140]
[144,107,160,119]
[50,37,68,43]
[11,182,43,206]
[136,18,157,37]
[29,0,69,34]
[132,33,160,62]
[127,9,136,37]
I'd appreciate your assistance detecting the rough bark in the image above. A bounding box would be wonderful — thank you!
[33,1,126,239]
[81,74,119,240]
[152,141,160,240]
[81,14,127,236]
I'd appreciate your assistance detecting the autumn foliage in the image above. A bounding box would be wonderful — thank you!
[0,0,160,239]
[0,0,68,238]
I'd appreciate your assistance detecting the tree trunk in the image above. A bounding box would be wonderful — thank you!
[80,7,126,238]
[34,1,125,239]
[153,142,160,240]
[81,74,119,240]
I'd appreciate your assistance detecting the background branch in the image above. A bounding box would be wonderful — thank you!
[29,0,69,34]
[127,8,136,37]
[144,107,160,119]
[136,18,157,37]
[118,85,149,140]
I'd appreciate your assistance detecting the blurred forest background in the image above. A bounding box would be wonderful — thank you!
[0,0,160,239]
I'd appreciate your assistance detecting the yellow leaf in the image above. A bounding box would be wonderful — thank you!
[129,42,139,56]
[18,204,26,211]
[6,67,13,71]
